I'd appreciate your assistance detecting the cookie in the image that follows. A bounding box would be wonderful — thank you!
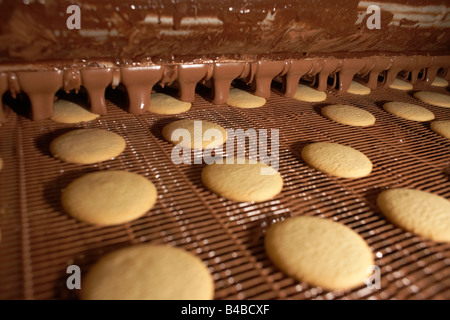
[265,216,374,290]
[347,81,371,95]
[293,84,327,102]
[430,120,450,139]
[50,129,126,164]
[321,104,376,127]
[201,157,283,202]
[388,78,413,90]
[226,88,266,108]
[62,170,157,226]
[50,99,100,124]
[377,188,450,242]
[301,142,372,178]
[81,244,214,300]
[148,93,191,115]
[431,77,448,87]
[0,157,3,171]
[162,119,227,150]
[383,102,435,121]
[414,91,450,108]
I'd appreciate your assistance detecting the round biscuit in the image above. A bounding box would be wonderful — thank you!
[383,102,435,121]
[226,88,266,108]
[293,84,327,102]
[321,104,375,127]
[431,77,448,87]
[346,81,371,95]
[62,170,157,226]
[81,244,214,300]
[162,119,227,150]
[201,157,283,202]
[388,78,413,90]
[149,93,191,115]
[414,91,450,108]
[265,216,374,290]
[50,129,126,164]
[51,99,100,124]
[301,142,372,178]
[377,188,450,242]
[430,120,450,139]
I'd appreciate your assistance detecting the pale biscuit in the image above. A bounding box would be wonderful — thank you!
[414,91,450,108]
[431,77,448,87]
[81,244,214,300]
[226,88,266,108]
[388,78,413,90]
[301,142,372,178]
[293,84,327,102]
[265,216,374,290]
[0,157,2,171]
[377,188,450,242]
[201,158,283,202]
[51,99,100,124]
[50,129,126,164]
[148,93,191,115]
[430,120,450,139]
[383,102,435,121]
[162,119,227,150]
[62,170,157,226]
[347,81,371,95]
[321,104,376,127]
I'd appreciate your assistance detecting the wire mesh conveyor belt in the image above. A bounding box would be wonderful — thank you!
[0,82,449,300]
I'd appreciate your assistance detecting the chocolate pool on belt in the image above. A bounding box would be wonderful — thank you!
[0,0,449,122]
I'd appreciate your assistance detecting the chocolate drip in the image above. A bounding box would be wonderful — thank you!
[426,56,450,84]
[159,65,178,87]
[63,69,81,93]
[80,68,113,115]
[177,64,208,102]
[366,57,392,89]
[283,59,313,97]
[0,55,449,122]
[384,56,414,87]
[408,56,428,84]
[211,63,245,104]
[316,58,341,91]
[17,70,62,120]
[120,66,163,114]
[252,60,285,99]
[0,73,8,122]
[338,59,369,92]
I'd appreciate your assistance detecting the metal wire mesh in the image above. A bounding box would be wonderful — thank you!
[0,82,449,300]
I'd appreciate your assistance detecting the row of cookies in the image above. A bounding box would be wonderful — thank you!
[43,78,450,298]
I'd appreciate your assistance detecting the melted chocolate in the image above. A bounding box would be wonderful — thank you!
[16,70,62,120]
[0,55,449,121]
[0,0,449,64]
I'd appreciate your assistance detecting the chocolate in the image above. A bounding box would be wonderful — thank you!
[211,63,245,104]
[80,68,113,115]
[0,55,449,121]
[0,1,449,121]
[282,59,313,98]
[120,66,163,114]
[16,70,63,120]
[0,0,449,64]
